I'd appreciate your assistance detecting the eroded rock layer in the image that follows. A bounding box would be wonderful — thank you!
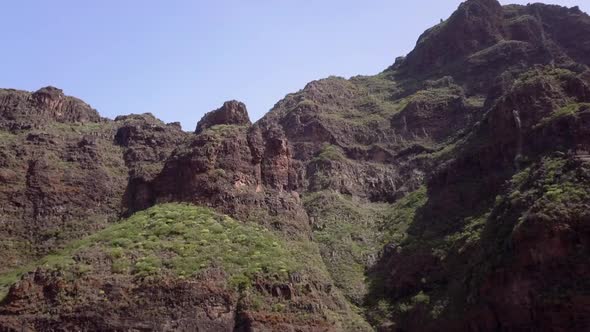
[1,0,590,331]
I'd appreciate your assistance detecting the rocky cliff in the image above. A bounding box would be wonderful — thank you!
[1,0,590,331]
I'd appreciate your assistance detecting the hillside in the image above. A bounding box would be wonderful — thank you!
[1,0,590,331]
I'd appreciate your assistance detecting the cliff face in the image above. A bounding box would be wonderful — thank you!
[1,0,590,331]
[369,67,590,331]
[0,87,126,274]
[0,88,187,276]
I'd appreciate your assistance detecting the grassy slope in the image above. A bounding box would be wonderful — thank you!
[304,188,427,317]
[0,203,295,299]
[0,203,373,330]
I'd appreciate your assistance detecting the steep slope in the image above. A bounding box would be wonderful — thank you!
[1,0,590,331]
[0,87,185,281]
[367,67,590,331]
[0,94,370,330]
[251,1,590,330]
[0,87,127,275]
[125,101,310,236]
[397,0,590,93]
[0,204,366,331]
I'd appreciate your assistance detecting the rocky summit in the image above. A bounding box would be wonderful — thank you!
[1,0,590,331]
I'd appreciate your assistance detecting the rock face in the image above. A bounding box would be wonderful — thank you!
[0,269,238,331]
[125,103,309,236]
[369,66,590,331]
[0,87,126,274]
[0,87,101,131]
[0,90,185,275]
[403,0,504,74]
[114,113,188,212]
[195,100,252,133]
[2,0,590,331]
[0,267,342,332]
[0,204,360,331]
[398,0,590,94]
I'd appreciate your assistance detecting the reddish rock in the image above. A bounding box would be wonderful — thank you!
[2,1,590,331]
[144,102,310,236]
[0,87,101,131]
[0,269,239,331]
[195,100,252,134]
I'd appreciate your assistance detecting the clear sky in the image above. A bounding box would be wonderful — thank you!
[1,1,587,130]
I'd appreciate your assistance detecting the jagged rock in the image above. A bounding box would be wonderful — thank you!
[404,0,504,72]
[0,268,238,331]
[0,89,127,274]
[371,46,590,332]
[397,0,590,94]
[114,113,187,179]
[130,102,309,236]
[195,100,251,134]
[1,1,590,331]
[0,87,101,131]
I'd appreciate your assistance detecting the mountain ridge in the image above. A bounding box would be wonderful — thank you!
[1,0,590,331]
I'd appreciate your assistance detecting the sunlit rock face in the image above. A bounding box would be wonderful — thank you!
[2,0,590,331]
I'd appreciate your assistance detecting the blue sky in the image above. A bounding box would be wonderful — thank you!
[1,1,587,130]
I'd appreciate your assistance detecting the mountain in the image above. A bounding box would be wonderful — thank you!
[1,0,590,331]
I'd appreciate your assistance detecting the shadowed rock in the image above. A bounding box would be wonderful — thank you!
[195,100,251,134]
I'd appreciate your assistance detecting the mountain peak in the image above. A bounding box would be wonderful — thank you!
[402,0,503,74]
[31,86,65,106]
[195,100,251,133]
[32,86,64,98]
[1,2,590,331]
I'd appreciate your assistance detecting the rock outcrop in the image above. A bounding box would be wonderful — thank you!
[0,91,185,274]
[114,113,188,212]
[0,86,101,131]
[1,1,590,331]
[195,100,252,134]
[0,88,127,274]
[397,0,590,94]
[128,103,309,236]
[0,269,238,331]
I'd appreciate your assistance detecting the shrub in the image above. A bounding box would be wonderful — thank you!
[0,203,297,292]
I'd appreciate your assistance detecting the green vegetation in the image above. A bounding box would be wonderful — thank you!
[508,156,590,222]
[382,186,428,244]
[352,75,407,124]
[422,140,460,161]
[396,290,430,313]
[281,234,375,330]
[469,40,530,62]
[304,191,388,303]
[294,98,317,109]
[0,265,33,300]
[365,299,394,328]
[0,129,18,142]
[465,95,486,108]
[0,120,128,277]
[0,203,297,300]
[435,212,488,259]
[239,201,377,329]
[0,202,372,329]
[467,155,590,297]
[408,86,462,106]
[313,143,345,162]
[413,17,448,48]
[98,204,295,286]
[304,187,428,306]
[513,67,576,90]
[536,102,590,128]
[284,75,408,130]
[206,124,248,136]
